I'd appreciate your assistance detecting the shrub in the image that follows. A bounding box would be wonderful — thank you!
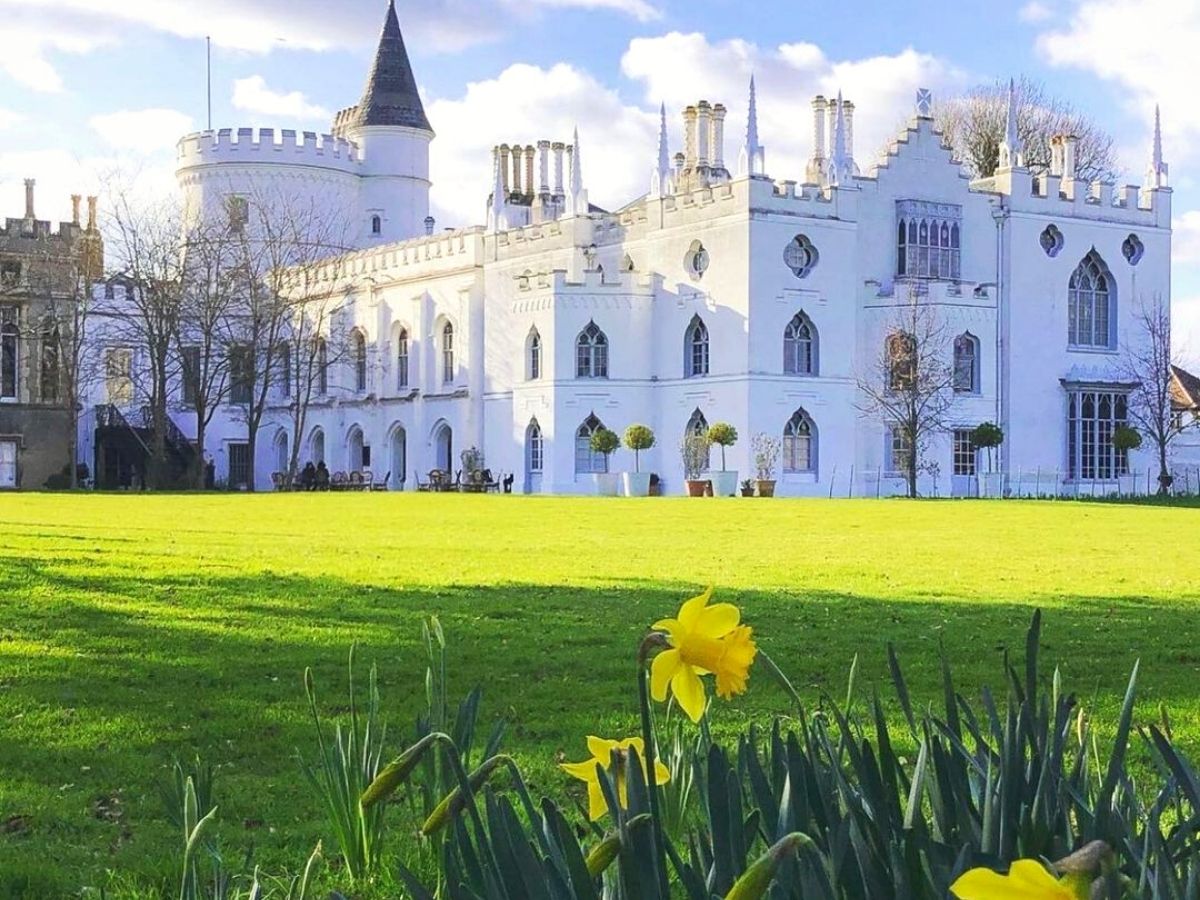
[751,433,780,480]
[624,424,656,472]
[1112,424,1142,453]
[972,421,1004,473]
[707,422,738,471]
[589,428,620,469]
[680,433,711,480]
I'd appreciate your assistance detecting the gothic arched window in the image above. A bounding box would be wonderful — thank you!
[352,330,367,393]
[396,327,409,390]
[0,308,17,400]
[576,321,608,378]
[1068,251,1115,349]
[783,409,816,473]
[441,321,455,383]
[685,315,709,378]
[953,332,979,393]
[527,328,542,380]
[783,312,817,375]
[527,418,544,473]
[575,413,607,474]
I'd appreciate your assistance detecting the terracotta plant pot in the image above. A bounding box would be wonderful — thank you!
[685,479,710,497]
[755,479,776,497]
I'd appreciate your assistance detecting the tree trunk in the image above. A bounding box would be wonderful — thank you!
[907,452,918,499]
[1158,441,1171,495]
[194,410,207,490]
[246,425,258,493]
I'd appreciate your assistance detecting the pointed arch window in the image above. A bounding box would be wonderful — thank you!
[1,306,17,400]
[527,327,542,380]
[897,200,962,279]
[575,413,608,474]
[784,312,817,375]
[685,408,711,470]
[352,330,367,393]
[887,331,917,391]
[783,409,816,473]
[316,338,328,395]
[527,418,544,473]
[1068,251,1115,349]
[953,332,980,393]
[396,327,409,389]
[441,321,455,383]
[370,215,382,236]
[576,321,608,379]
[41,321,59,403]
[685,315,709,377]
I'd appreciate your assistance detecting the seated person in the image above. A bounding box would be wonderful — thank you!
[300,462,317,490]
[315,461,330,490]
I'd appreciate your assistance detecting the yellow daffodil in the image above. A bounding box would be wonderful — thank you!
[951,859,1090,900]
[650,587,757,723]
[560,736,670,821]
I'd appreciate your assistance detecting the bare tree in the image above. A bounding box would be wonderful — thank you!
[177,217,240,489]
[1118,294,1191,494]
[856,291,956,498]
[220,186,354,491]
[936,76,1118,182]
[101,181,186,489]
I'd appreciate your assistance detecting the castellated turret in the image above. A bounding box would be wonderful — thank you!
[175,0,433,248]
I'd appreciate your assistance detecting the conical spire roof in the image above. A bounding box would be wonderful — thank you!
[345,0,431,133]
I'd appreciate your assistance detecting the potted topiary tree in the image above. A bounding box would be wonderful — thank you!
[751,433,780,497]
[705,422,739,497]
[740,478,755,497]
[589,427,621,496]
[971,422,1004,498]
[681,433,712,497]
[622,424,655,497]
[1112,424,1142,496]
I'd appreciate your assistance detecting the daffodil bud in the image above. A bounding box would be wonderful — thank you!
[585,834,621,878]
[361,733,440,808]
[421,754,511,835]
[724,832,811,900]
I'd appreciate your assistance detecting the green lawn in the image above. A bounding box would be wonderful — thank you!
[1,493,1199,897]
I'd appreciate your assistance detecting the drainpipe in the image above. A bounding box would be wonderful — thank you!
[992,197,1007,475]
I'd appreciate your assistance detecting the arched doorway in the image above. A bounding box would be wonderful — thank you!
[273,429,289,475]
[433,422,453,471]
[309,427,325,465]
[390,425,407,490]
[347,425,365,473]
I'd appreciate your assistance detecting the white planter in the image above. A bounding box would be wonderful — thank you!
[707,471,739,497]
[593,472,620,496]
[622,471,651,497]
[979,472,1004,498]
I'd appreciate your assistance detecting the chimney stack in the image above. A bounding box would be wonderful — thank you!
[711,103,727,171]
[696,101,712,167]
[683,105,698,169]
[24,179,35,220]
[538,140,551,194]
[524,145,535,200]
[86,196,97,231]
[511,142,523,197]
[1050,135,1065,177]
[1062,134,1078,182]
[552,142,565,196]
[499,144,511,195]
[71,194,81,226]
[812,96,827,162]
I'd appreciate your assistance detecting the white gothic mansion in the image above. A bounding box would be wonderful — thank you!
[79,1,1173,496]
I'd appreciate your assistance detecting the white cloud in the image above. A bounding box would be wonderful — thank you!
[1172,292,1200,368]
[423,34,964,228]
[1175,210,1200,266]
[427,62,656,227]
[0,109,23,130]
[1018,1,1053,22]
[1036,0,1200,165]
[523,0,661,21]
[621,32,965,182]
[232,76,330,122]
[90,108,195,152]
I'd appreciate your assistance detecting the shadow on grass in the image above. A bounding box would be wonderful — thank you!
[1,559,1198,896]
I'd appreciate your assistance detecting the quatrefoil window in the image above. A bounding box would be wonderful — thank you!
[784,234,819,278]
[1039,224,1064,258]
[1122,233,1144,266]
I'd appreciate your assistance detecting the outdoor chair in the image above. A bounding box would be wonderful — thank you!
[414,470,430,492]
[483,469,501,493]
[371,471,391,491]
[349,471,363,490]
[331,471,348,490]
[271,472,285,491]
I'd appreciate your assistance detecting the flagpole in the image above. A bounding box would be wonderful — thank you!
[206,36,212,131]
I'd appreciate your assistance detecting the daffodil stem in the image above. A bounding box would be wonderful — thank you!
[637,663,671,899]
[757,649,807,718]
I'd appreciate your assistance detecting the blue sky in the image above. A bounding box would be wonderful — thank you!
[0,0,1197,350]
